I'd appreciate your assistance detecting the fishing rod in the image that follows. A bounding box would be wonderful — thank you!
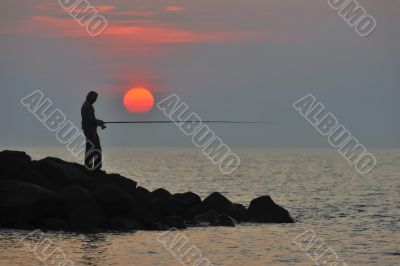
[105,121,277,125]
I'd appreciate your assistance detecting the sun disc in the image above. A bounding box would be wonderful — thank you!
[123,87,155,113]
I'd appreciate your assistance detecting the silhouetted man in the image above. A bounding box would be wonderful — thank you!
[81,91,106,171]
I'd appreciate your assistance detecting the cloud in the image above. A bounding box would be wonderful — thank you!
[164,6,186,12]
[10,14,259,46]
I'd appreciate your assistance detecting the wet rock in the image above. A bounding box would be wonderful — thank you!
[159,216,186,229]
[184,192,235,219]
[133,186,156,206]
[59,186,105,229]
[193,210,220,224]
[163,192,201,216]
[0,150,295,231]
[232,203,247,222]
[109,217,142,231]
[92,185,137,217]
[0,150,31,164]
[152,188,172,203]
[69,205,105,230]
[43,217,68,230]
[210,214,237,227]
[0,179,58,228]
[94,172,137,195]
[36,157,95,191]
[245,196,294,223]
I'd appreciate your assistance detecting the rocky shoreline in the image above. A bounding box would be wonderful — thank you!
[0,150,294,232]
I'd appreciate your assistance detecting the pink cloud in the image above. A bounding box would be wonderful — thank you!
[164,6,186,12]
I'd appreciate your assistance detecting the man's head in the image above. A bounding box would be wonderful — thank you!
[86,91,98,104]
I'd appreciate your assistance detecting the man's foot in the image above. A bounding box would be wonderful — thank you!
[93,168,106,174]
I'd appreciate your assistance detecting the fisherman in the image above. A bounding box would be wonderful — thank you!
[81,91,106,171]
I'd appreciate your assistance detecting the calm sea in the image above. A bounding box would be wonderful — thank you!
[0,148,399,265]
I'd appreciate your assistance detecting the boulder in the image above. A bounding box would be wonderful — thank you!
[0,150,31,164]
[159,216,186,229]
[184,192,235,219]
[152,188,172,203]
[92,185,137,217]
[0,151,48,188]
[58,186,105,229]
[210,214,237,227]
[43,217,68,230]
[194,211,236,227]
[68,205,105,231]
[35,157,95,191]
[163,192,201,216]
[0,179,58,228]
[133,186,156,206]
[245,196,294,223]
[193,210,220,224]
[0,150,296,231]
[109,217,142,231]
[93,172,137,195]
[92,185,156,227]
[232,203,247,222]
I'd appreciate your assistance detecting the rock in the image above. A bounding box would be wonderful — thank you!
[93,172,137,195]
[0,150,31,164]
[232,203,247,222]
[184,192,235,219]
[92,185,137,217]
[0,179,58,228]
[194,211,236,227]
[173,192,201,211]
[0,151,48,189]
[58,186,105,230]
[35,157,95,191]
[163,192,201,216]
[210,214,237,227]
[194,210,220,224]
[152,188,172,203]
[43,217,68,231]
[109,217,142,231]
[133,186,156,206]
[245,196,294,223]
[0,150,295,231]
[92,185,156,227]
[69,205,105,231]
[159,216,186,229]
[151,222,171,231]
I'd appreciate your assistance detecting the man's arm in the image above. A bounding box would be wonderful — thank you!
[96,119,107,129]
[83,104,106,129]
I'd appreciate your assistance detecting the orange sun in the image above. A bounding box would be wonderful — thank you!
[123,87,155,113]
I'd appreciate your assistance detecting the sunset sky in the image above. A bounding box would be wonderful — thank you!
[1,0,399,147]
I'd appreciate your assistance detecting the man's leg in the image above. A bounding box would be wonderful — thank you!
[93,132,102,170]
[84,130,96,169]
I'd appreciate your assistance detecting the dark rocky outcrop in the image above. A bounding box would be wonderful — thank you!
[245,196,294,223]
[0,150,294,232]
